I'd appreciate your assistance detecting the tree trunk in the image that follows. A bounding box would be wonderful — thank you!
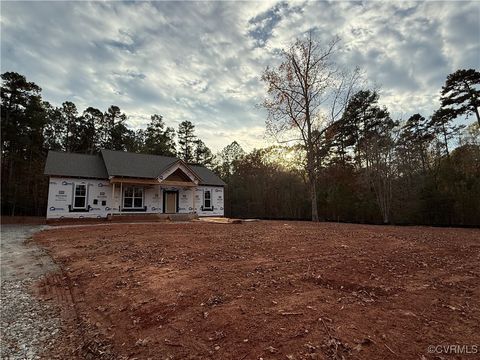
[442,124,449,157]
[382,208,389,224]
[473,105,480,127]
[464,80,480,127]
[310,176,319,222]
[382,177,390,224]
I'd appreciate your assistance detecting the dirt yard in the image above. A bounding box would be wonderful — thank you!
[34,221,480,359]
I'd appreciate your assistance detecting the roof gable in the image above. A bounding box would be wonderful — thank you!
[164,169,192,182]
[159,159,201,183]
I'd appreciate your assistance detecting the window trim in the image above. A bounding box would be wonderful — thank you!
[122,186,144,210]
[203,189,212,210]
[72,183,88,210]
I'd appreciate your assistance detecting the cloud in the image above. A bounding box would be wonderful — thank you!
[248,1,304,48]
[1,1,479,152]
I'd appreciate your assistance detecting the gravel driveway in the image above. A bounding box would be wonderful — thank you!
[1,225,61,359]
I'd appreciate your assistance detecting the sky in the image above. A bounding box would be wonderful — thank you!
[1,1,479,152]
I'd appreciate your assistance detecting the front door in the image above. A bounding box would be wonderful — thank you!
[164,191,177,213]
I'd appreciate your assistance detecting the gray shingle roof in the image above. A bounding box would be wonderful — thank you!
[44,151,108,179]
[44,150,226,186]
[189,165,226,186]
[100,149,178,179]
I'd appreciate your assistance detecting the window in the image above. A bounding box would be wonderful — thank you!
[123,186,143,209]
[204,190,212,210]
[73,184,87,209]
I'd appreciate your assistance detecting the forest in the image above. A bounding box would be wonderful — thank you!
[1,63,479,226]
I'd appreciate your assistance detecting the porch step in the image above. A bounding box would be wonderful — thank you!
[108,213,198,222]
[108,214,169,222]
[167,213,198,222]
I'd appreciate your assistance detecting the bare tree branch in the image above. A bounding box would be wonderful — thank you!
[261,34,362,221]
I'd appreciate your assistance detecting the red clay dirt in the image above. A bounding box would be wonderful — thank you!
[33,221,480,359]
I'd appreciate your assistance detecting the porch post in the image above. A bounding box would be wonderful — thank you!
[192,187,196,214]
[112,183,115,215]
[120,181,123,214]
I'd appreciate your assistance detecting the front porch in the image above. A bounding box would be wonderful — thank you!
[107,159,219,217]
[110,177,199,216]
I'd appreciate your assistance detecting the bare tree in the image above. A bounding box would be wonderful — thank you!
[261,33,360,221]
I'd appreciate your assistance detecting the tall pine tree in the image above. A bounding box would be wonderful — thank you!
[143,114,176,156]
[101,106,130,150]
[177,120,196,162]
[193,139,214,167]
[1,72,48,215]
[440,69,480,126]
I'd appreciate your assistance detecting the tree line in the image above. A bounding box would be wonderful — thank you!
[218,116,479,226]
[254,34,479,226]
[2,46,479,226]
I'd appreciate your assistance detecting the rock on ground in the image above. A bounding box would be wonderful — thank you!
[1,278,61,359]
[1,225,62,359]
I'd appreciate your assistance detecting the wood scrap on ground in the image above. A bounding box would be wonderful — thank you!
[195,217,245,224]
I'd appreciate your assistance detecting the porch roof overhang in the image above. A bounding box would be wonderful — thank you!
[109,177,161,185]
[109,176,197,187]
[159,180,197,187]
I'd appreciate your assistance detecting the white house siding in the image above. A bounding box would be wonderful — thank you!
[193,187,225,217]
[47,177,113,219]
[175,186,224,216]
[46,177,224,219]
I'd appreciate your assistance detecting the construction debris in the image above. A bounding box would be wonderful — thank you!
[196,217,244,224]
